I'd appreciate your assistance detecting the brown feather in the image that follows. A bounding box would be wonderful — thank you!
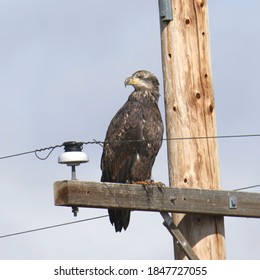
[101,70,164,232]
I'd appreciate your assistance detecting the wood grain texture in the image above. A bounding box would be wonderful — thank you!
[54,181,260,218]
[159,0,226,259]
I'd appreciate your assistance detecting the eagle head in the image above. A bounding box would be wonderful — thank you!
[124,70,160,101]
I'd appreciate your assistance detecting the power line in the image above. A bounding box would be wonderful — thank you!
[0,144,64,161]
[1,133,260,161]
[0,215,109,239]
[233,184,260,192]
[166,133,260,141]
[91,133,260,144]
[34,144,64,160]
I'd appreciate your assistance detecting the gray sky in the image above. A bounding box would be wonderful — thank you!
[0,0,259,260]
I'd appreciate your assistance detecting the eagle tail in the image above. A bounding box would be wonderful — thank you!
[108,209,131,232]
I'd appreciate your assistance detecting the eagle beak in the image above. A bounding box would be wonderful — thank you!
[124,77,140,87]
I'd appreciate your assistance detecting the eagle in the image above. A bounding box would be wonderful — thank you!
[101,70,164,232]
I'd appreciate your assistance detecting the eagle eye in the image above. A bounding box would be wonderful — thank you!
[135,73,144,79]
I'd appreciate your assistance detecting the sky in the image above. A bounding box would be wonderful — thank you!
[0,0,259,260]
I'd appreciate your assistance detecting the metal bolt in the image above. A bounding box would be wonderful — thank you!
[170,196,177,204]
[72,206,79,217]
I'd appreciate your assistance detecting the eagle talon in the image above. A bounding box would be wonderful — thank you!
[133,180,163,185]
[133,180,152,185]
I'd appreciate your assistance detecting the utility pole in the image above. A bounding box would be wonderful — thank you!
[159,0,226,259]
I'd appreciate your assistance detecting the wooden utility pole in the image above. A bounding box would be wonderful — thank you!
[159,0,226,259]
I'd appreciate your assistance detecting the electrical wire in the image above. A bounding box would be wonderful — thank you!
[165,133,260,141]
[0,215,109,239]
[1,133,260,161]
[233,184,260,192]
[87,133,260,144]
[34,144,64,160]
[0,144,64,161]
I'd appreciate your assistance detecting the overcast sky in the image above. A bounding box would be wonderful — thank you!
[0,0,259,260]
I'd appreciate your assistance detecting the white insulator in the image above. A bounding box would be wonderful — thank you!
[58,151,89,166]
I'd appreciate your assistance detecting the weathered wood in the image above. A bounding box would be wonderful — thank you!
[54,181,260,218]
[159,0,226,259]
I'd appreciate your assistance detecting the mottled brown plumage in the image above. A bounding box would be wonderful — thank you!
[101,70,164,232]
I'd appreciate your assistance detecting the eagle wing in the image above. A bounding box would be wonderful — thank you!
[101,97,163,232]
[101,100,144,183]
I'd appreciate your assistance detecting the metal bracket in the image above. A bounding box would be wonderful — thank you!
[229,195,237,209]
[158,0,173,22]
[160,212,199,260]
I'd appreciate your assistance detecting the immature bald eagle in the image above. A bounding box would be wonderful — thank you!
[101,70,164,232]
